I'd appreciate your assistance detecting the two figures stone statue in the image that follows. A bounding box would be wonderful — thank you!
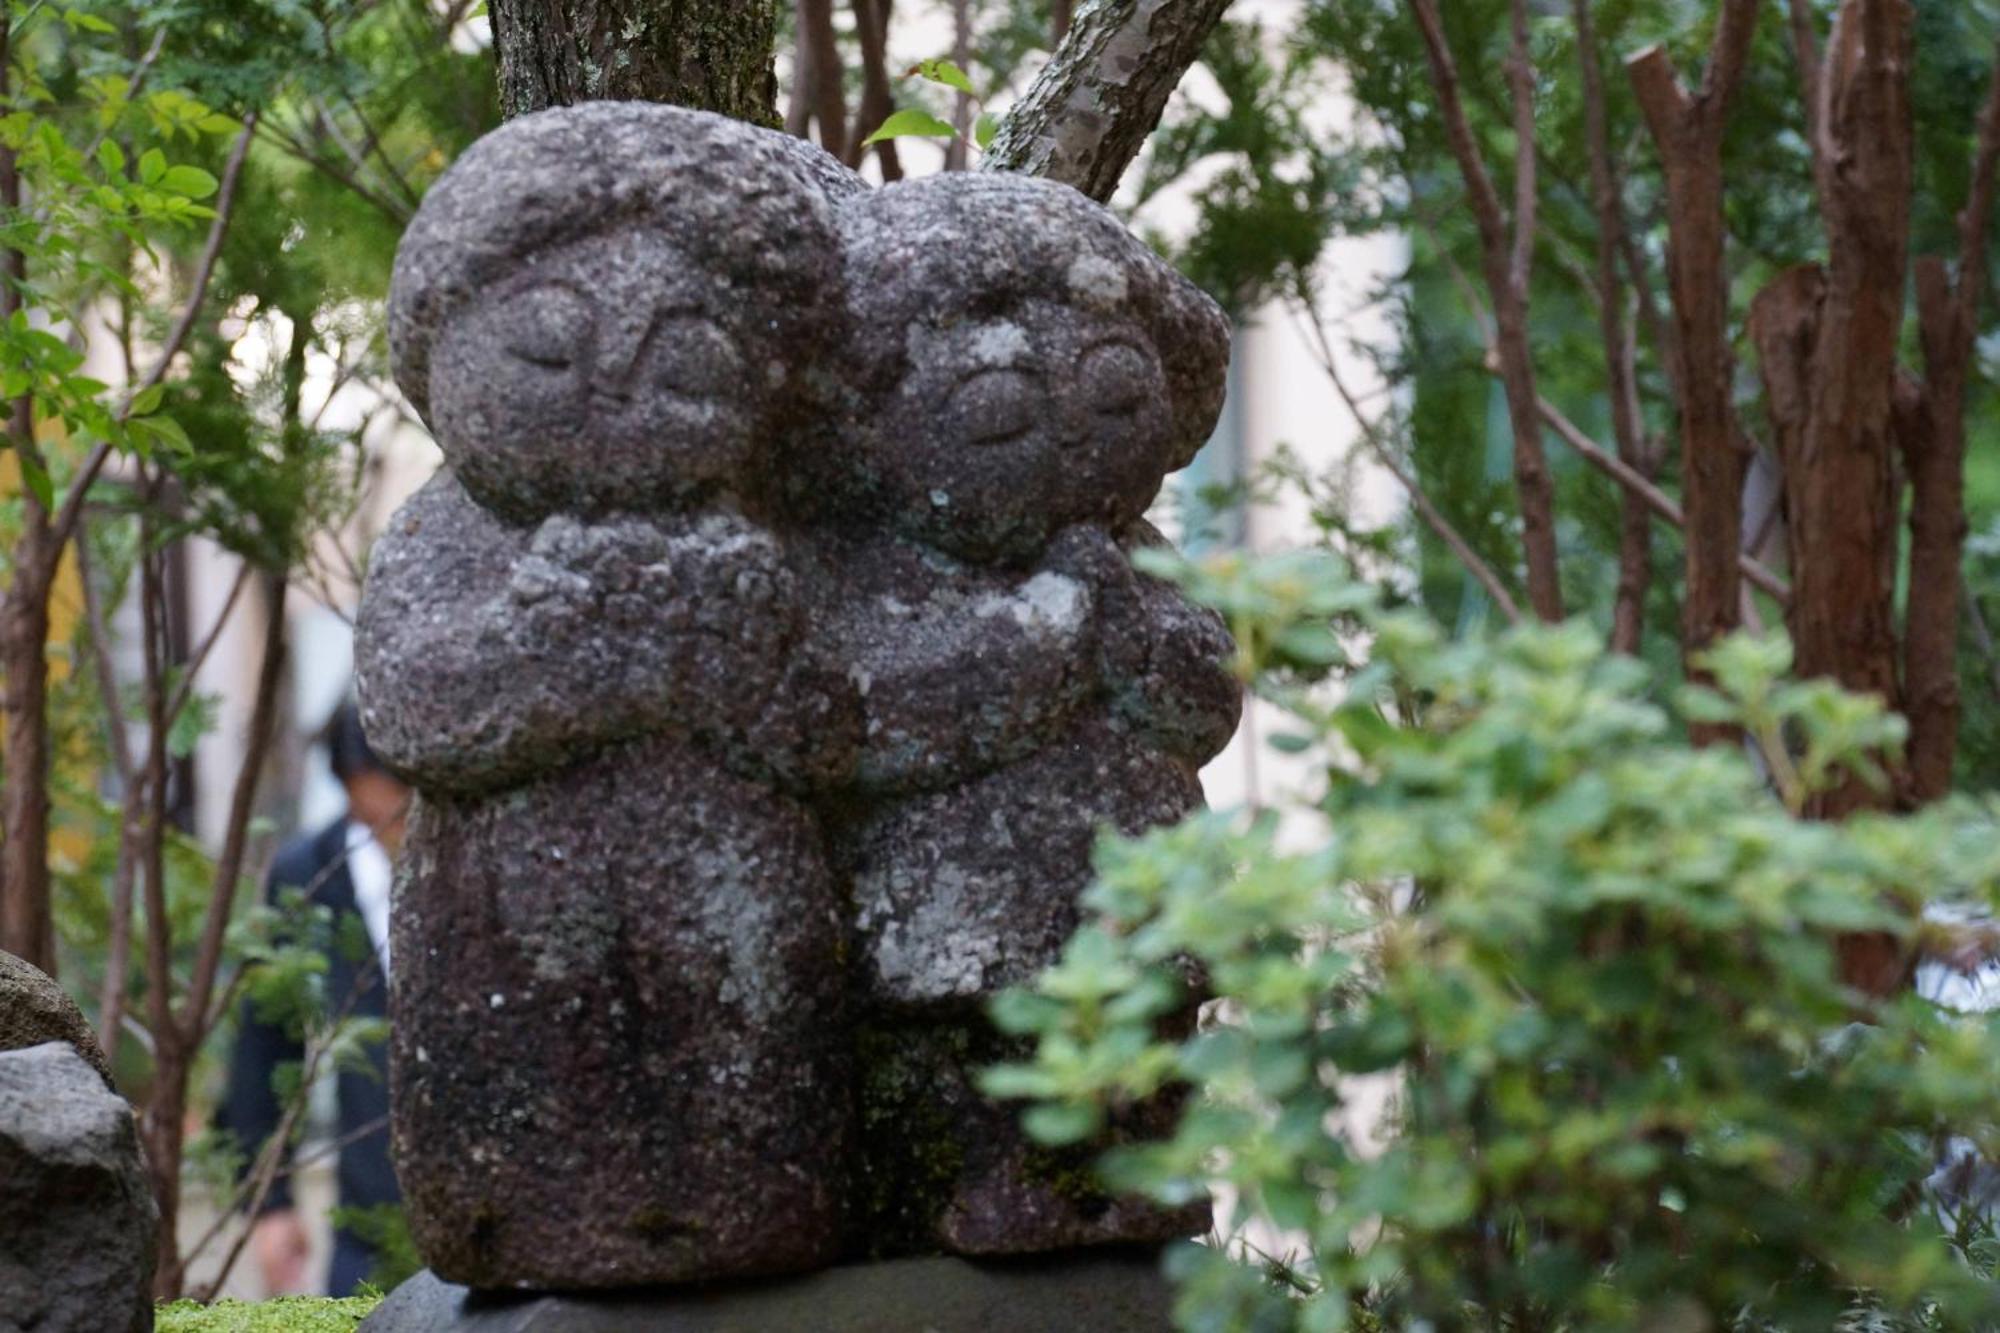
[354,102,1240,1291]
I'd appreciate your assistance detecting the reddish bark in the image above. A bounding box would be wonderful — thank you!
[1625,0,1759,744]
[1900,46,2000,804]
[1792,0,1912,804]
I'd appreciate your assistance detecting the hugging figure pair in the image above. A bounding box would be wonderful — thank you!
[354,103,1240,1291]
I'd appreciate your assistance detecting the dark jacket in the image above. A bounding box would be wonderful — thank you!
[218,817,397,1290]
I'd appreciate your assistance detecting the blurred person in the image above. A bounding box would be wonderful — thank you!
[218,700,409,1296]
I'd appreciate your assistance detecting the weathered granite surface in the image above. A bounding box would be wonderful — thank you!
[360,1251,1177,1332]
[0,948,114,1086]
[360,104,859,1289]
[810,173,1235,1254]
[356,101,1237,1290]
[0,1042,156,1333]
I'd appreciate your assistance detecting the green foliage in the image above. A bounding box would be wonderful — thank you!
[864,105,960,146]
[991,548,2000,1331]
[1138,0,2000,779]
[329,1203,421,1293]
[155,1295,380,1333]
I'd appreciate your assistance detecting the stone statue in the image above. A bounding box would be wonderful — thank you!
[357,105,862,1288]
[356,101,1238,1296]
[797,173,1238,1255]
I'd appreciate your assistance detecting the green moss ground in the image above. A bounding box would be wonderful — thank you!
[155,1295,381,1332]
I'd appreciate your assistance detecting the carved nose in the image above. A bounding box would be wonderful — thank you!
[592,308,656,396]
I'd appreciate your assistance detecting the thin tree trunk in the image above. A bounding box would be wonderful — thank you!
[1626,0,1758,742]
[785,0,814,138]
[983,0,1232,203]
[1574,0,1653,654]
[1900,45,2000,805]
[1409,0,1564,623]
[848,0,903,177]
[944,0,972,171]
[798,0,847,158]
[135,502,183,1296]
[1052,0,1074,43]
[0,17,56,974]
[491,0,782,123]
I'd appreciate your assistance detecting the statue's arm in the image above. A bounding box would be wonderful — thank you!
[354,473,674,794]
[1097,519,1243,766]
[832,544,1102,796]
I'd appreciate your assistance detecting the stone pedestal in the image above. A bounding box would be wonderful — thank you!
[360,1250,1175,1332]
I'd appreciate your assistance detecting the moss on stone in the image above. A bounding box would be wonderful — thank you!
[852,1021,968,1256]
[155,1295,381,1333]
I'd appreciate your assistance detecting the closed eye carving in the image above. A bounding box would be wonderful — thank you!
[948,367,1040,445]
[505,283,595,370]
[1078,340,1157,417]
[646,315,743,400]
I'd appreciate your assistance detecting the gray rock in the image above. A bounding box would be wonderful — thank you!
[0,1042,156,1333]
[361,1252,1177,1332]
[359,102,1237,1290]
[0,949,114,1086]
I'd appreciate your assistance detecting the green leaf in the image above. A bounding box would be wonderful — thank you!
[974,112,999,150]
[137,148,166,185]
[159,164,218,199]
[15,450,52,509]
[908,58,975,96]
[864,108,960,146]
[95,139,124,177]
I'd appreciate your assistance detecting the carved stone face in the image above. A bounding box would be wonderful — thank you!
[824,173,1231,565]
[387,102,859,526]
[861,295,1176,562]
[427,228,770,522]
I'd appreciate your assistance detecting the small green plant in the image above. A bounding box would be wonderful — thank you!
[863,58,999,154]
[155,1294,380,1333]
[987,548,2000,1331]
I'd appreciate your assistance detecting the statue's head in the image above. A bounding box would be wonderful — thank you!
[390,102,863,524]
[819,173,1229,564]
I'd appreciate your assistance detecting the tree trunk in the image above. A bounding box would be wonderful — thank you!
[797,0,847,157]
[1788,0,1913,815]
[1626,0,1758,742]
[1574,0,1653,656]
[847,0,903,178]
[0,16,56,976]
[491,0,782,123]
[1409,0,1565,623]
[983,0,1233,203]
[0,538,54,973]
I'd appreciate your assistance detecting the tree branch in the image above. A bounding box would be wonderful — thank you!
[1409,0,1563,621]
[1295,302,1523,624]
[1535,392,1790,603]
[983,0,1232,203]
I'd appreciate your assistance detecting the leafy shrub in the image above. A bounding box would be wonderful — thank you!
[987,550,2000,1331]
